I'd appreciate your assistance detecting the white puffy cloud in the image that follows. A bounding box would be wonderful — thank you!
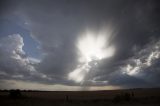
[0,34,47,81]
[0,34,34,73]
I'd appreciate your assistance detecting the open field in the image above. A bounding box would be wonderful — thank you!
[0,88,160,106]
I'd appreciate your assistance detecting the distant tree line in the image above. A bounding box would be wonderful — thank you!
[9,89,22,98]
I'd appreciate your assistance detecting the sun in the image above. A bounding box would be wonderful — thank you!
[68,30,115,83]
[77,31,115,63]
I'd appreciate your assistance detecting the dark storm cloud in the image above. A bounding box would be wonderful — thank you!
[0,34,62,84]
[0,0,160,89]
[90,39,160,88]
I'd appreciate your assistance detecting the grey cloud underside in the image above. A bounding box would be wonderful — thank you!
[0,34,76,86]
[0,0,160,88]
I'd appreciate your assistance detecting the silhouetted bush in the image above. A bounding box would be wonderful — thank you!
[131,91,134,97]
[65,95,69,101]
[124,92,131,101]
[113,92,132,103]
[9,89,21,98]
[113,94,121,103]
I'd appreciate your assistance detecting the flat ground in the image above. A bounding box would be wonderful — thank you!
[0,88,160,106]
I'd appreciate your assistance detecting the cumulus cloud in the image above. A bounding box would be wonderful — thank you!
[0,34,33,75]
[0,34,51,83]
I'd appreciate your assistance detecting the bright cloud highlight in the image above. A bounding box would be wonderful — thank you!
[68,29,115,83]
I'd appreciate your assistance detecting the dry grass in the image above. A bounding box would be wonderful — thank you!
[0,88,160,106]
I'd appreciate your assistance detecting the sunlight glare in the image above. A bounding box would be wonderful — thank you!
[77,31,114,62]
[68,29,115,83]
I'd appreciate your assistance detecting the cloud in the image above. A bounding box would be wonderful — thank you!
[0,34,52,83]
[96,39,160,88]
[68,29,115,83]
[0,34,78,86]
[122,39,160,75]
[0,79,83,91]
[0,0,160,90]
[0,34,32,75]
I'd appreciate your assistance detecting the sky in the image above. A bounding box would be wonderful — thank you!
[0,0,160,91]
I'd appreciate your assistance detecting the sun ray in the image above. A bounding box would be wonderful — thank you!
[68,29,115,83]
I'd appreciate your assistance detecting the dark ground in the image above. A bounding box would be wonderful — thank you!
[0,88,160,106]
